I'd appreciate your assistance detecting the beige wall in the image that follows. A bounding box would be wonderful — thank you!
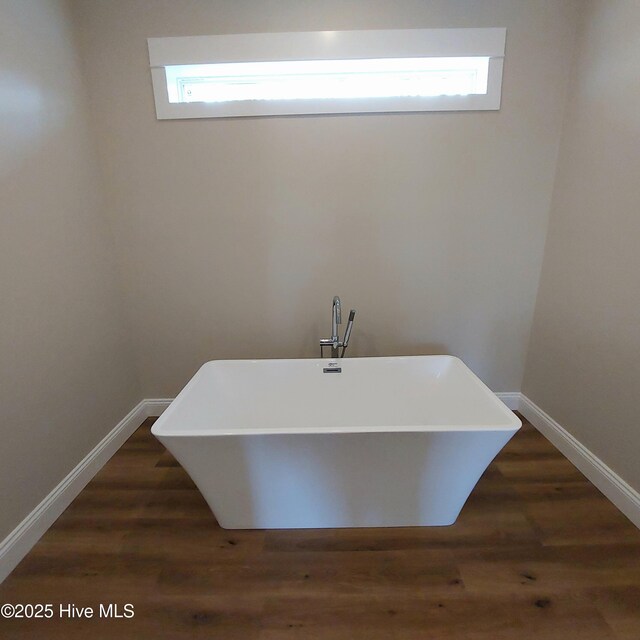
[524,1,640,490]
[73,0,579,397]
[0,0,139,540]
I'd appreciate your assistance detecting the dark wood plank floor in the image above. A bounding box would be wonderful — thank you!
[1,415,639,639]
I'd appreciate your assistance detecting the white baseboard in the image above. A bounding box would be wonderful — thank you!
[144,398,173,417]
[519,394,640,529]
[0,400,152,583]
[495,392,520,411]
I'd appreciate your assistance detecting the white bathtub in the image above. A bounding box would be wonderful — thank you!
[152,356,520,529]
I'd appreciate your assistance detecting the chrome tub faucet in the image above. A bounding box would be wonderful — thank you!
[320,296,356,358]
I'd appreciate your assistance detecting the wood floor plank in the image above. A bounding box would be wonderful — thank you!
[258,593,617,640]
[459,552,640,596]
[589,586,640,640]
[522,494,640,546]
[157,550,463,599]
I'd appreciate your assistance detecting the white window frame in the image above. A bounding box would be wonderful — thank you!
[148,28,506,120]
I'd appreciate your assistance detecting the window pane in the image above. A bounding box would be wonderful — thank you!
[165,57,489,104]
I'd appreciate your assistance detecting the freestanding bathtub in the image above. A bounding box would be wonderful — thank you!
[151,356,520,529]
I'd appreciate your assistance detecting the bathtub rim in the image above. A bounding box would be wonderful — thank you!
[151,355,521,438]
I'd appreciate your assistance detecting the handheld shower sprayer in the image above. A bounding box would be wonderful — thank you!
[341,310,356,358]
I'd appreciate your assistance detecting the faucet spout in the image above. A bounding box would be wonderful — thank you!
[331,296,342,345]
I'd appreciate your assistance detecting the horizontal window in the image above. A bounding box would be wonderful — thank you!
[165,57,490,104]
[148,29,505,119]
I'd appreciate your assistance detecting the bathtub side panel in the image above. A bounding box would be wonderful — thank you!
[157,430,516,529]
